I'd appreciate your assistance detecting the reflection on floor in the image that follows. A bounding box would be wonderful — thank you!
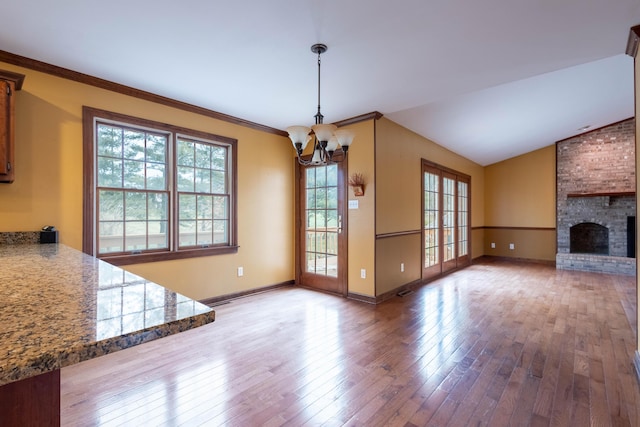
[61,259,639,426]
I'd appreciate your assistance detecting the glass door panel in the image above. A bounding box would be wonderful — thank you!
[298,162,346,295]
[442,172,457,273]
[457,179,470,266]
[423,167,442,279]
[305,165,339,277]
[458,181,469,256]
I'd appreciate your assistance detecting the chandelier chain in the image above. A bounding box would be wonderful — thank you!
[316,49,323,125]
[286,43,355,166]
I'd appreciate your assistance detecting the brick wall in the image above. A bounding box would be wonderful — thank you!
[557,119,635,196]
[556,118,636,260]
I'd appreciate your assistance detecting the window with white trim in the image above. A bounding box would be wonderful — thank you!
[83,107,238,265]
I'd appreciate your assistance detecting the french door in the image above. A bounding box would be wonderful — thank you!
[297,162,347,295]
[423,160,470,281]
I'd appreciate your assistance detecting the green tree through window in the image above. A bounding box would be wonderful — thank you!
[96,125,169,253]
[84,107,237,265]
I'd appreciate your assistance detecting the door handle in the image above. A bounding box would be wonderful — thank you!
[338,214,342,234]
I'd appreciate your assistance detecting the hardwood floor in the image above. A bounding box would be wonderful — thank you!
[61,259,640,426]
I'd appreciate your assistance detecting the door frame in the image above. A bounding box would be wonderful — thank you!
[421,159,471,281]
[294,158,349,297]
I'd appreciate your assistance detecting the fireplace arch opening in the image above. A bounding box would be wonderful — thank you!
[570,222,609,255]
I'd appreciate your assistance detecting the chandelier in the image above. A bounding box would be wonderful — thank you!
[286,43,355,165]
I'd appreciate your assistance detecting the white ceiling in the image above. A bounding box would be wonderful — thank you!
[2,0,639,165]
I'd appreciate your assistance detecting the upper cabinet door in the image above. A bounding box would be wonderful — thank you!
[0,70,25,183]
[0,79,11,178]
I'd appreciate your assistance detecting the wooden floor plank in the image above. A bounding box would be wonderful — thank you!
[59,259,639,427]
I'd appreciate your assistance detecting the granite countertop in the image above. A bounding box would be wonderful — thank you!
[0,243,215,386]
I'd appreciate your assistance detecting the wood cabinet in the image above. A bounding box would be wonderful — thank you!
[0,70,25,183]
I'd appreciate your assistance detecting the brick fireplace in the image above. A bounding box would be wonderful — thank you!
[556,119,636,275]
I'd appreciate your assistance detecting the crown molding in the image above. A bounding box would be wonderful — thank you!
[334,111,383,127]
[626,25,640,57]
[0,49,287,137]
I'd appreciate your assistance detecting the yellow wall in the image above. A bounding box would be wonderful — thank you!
[374,117,485,296]
[483,145,556,261]
[0,59,574,303]
[0,62,294,300]
[376,233,421,295]
[346,120,376,297]
[485,145,556,227]
[471,228,484,260]
[483,228,556,261]
[376,118,485,235]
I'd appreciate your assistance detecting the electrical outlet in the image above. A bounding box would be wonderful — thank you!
[400,263,405,272]
[360,269,366,279]
[509,243,515,250]
[491,242,496,249]
[237,266,244,277]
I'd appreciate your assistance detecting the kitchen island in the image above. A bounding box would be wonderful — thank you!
[0,243,215,426]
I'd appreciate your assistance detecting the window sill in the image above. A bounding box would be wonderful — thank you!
[100,246,240,266]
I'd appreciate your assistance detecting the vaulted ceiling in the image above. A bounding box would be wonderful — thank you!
[2,0,638,165]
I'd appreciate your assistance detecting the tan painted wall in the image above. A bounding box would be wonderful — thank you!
[0,59,571,304]
[374,117,485,296]
[471,228,484,260]
[376,234,421,295]
[483,229,556,261]
[484,145,556,261]
[346,120,376,297]
[485,145,556,227]
[376,118,485,235]
[0,62,294,300]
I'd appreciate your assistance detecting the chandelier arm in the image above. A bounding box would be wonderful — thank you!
[295,150,346,165]
[317,138,326,164]
[295,146,314,165]
[294,136,348,165]
[296,155,313,166]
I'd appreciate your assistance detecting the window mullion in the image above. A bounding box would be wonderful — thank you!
[85,106,237,264]
[169,132,177,253]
